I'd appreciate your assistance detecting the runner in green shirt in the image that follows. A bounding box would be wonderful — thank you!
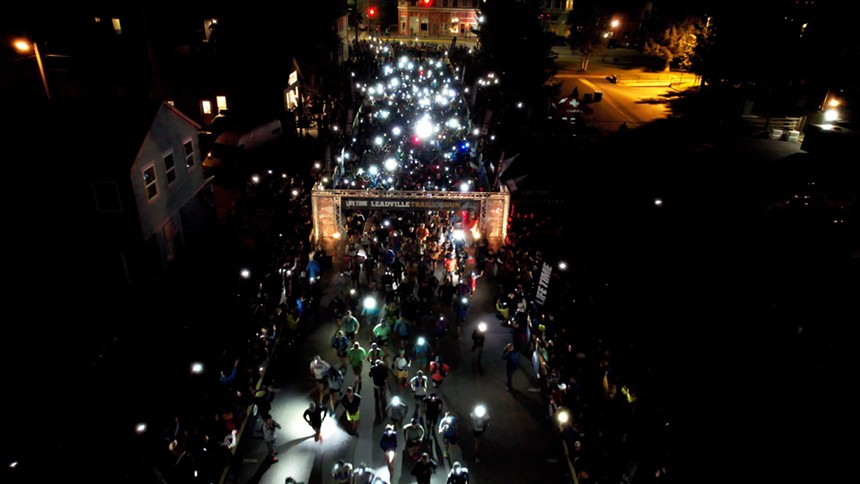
[341,310,360,342]
[347,341,367,393]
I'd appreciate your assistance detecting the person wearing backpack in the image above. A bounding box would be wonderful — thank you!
[402,417,426,460]
[429,356,450,388]
[423,393,443,442]
[409,370,429,418]
[326,366,345,416]
[331,330,350,370]
[392,348,411,388]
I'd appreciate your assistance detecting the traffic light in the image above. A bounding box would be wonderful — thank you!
[421,0,433,6]
[368,6,377,18]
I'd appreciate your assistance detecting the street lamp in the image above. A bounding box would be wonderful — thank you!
[13,39,51,100]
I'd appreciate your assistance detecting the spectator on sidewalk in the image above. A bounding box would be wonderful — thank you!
[219,358,240,389]
[306,253,322,284]
[253,386,274,419]
[221,428,238,450]
[502,343,520,391]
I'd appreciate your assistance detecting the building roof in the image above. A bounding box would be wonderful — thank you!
[52,98,199,177]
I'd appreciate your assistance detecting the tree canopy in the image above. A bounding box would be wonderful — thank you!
[475,0,559,117]
[566,0,613,71]
[642,17,698,72]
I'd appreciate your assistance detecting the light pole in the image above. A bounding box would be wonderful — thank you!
[14,39,51,100]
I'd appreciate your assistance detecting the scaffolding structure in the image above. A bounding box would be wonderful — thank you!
[311,184,510,255]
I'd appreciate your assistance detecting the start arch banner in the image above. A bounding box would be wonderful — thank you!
[312,185,509,254]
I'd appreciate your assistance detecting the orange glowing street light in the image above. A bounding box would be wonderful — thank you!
[13,39,51,100]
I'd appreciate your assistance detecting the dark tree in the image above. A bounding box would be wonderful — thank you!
[474,0,559,134]
[690,0,858,114]
[566,0,612,72]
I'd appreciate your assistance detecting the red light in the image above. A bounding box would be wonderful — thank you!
[413,136,421,144]
[422,0,431,5]
[368,7,377,18]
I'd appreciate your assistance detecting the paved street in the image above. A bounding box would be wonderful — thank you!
[227,257,567,484]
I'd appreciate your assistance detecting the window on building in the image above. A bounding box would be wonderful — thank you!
[473,0,479,7]
[143,165,158,200]
[92,181,123,213]
[442,0,448,6]
[201,100,212,115]
[163,152,176,185]
[216,95,228,113]
[184,139,195,168]
[112,18,122,35]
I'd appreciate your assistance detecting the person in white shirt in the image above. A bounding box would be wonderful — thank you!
[309,355,332,404]
[409,370,429,418]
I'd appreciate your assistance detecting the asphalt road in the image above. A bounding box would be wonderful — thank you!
[228,259,569,484]
[551,47,687,134]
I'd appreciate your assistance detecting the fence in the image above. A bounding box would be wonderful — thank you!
[741,115,805,140]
